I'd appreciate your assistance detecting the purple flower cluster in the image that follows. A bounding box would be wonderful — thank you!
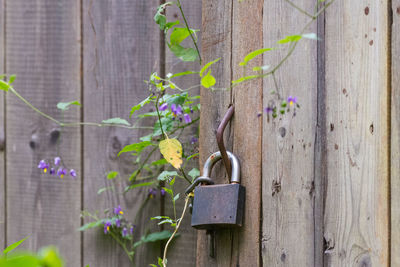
[148,188,166,199]
[263,96,299,118]
[38,157,77,179]
[159,103,192,123]
[103,205,136,238]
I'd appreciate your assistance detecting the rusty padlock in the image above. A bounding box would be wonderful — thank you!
[189,151,245,230]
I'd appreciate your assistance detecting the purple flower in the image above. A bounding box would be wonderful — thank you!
[160,188,166,196]
[264,107,273,113]
[148,188,157,199]
[190,137,198,144]
[171,104,183,116]
[57,168,67,179]
[70,169,77,178]
[122,227,128,237]
[50,168,56,175]
[114,205,124,215]
[159,103,168,111]
[287,96,297,106]
[54,157,61,166]
[104,221,112,234]
[179,117,183,122]
[116,219,121,228]
[38,160,50,173]
[190,107,194,114]
[130,226,135,234]
[184,114,192,123]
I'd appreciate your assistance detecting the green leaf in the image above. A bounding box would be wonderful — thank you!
[106,171,119,180]
[130,95,155,117]
[0,80,10,92]
[165,93,187,105]
[277,34,302,44]
[57,100,81,111]
[186,153,199,161]
[151,159,168,166]
[252,65,270,72]
[188,168,200,180]
[165,20,180,31]
[151,216,171,220]
[154,12,167,30]
[153,117,174,137]
[168,71,198,79]
[201,70,216,88]
[97,186,114,195]
[162,187,173,197]
[142,230,173,242]
[231,75,259,85]
[3,237,28,255]
[8,75,16,84]
[239,48,273,66]
[125,181,154,192]
[38,246,64,267]
[170,27,198,45]
[168,44,198,62]
[102,118,130,126]
[157,171,178,181]
[118,141,153,156]
[199,58,220,77]
[173,193,180,202]
[78,220,104,231]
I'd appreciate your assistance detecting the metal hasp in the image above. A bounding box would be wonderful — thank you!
[190,151,245,230]
[216,104,234,179]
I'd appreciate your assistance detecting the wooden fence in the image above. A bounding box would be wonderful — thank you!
[0,0,200,266]
[1,0,400,266]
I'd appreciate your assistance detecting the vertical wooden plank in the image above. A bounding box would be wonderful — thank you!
[0,0,5,250]
[324,1,389,266]
[198,0,232,265]
[5,0,81,265]
[231,0,263,266]
[262,1,318,266]
[82,1,161,266]
[164,1,200,265]
[392,1,400,265]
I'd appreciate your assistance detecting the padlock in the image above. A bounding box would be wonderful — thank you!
[190,151,245,230]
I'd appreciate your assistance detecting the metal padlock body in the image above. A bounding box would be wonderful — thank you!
[191,151,245,230]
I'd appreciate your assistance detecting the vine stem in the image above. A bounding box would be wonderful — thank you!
[283,0,314,18]
[176,0,202,64]
[162,193,192,267]
[8,86,151,130]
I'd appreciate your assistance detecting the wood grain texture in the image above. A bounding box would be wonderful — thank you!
[324,1,389,266]
[198,0,233,265]
[5,0,81,265]
[82,0,161,266]
[392,1,400,265]
[262,1,318,266]
[0,0,5,250]
[231,0,263,266]
[164,0,201,265]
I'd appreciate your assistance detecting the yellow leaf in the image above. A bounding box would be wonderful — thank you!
[159,138,183,169]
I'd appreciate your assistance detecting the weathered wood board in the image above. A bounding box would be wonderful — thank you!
[262,1,318,266]
[198,0,233,265]
[324,1,389,265]
[5,0,81,266]
[164,0,201,265]
[0,0,5,250]
[82,0,161,266]
[392,1,400,266]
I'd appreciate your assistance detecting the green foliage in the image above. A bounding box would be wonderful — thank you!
[201,70,216,88]
[118,141,154,156]
[56,101,81,111]
[188,168,200,180]
[106,171,119,180]
[239,48,274,66]
[0,80,10,92]
[157,171,178,181]
[133,231,174,248]
[101,118,130,126]
[0,246,63,267]
[3,237,28,255]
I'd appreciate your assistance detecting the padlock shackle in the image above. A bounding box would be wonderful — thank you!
[203,151,240,183]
